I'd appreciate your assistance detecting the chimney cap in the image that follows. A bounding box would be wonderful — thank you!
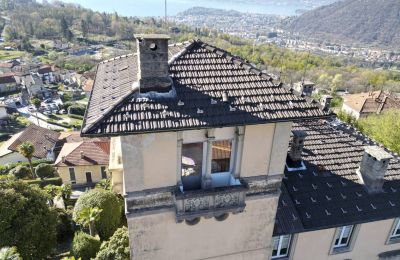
[134,34,170,40]
[364,146,393,161]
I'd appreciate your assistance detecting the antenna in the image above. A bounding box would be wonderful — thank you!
[165,0,168,30]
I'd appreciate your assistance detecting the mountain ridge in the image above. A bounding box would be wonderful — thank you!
[287,0,400,48]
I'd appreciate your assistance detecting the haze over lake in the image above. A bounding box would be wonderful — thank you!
[60,0,314,16]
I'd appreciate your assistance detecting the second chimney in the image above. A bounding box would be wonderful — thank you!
[135,34,172,93]
[357,146,392,193]
[320,95,333,110]
[287,130,307,168]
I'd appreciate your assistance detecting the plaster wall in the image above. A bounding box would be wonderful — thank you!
[57,165,108,185]
[128,195,279,260]
[292,219,400,260]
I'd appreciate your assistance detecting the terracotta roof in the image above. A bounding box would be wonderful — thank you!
[38,65,55,74]
[274,119,400,235]
[54,140,110,166]
[58,131,109,143]
[0,73,16,84]
[5,124,60,159]
[343,91,400,115]
[82,79,94,92]
[82,40,332,136]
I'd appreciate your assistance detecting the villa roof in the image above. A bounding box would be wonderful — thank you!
[343,90,400,115]
[81,40,332,136]
[1,124,60,159]
[274,119,400,236]
[54,140,110,167]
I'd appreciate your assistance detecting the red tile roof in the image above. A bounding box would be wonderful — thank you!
[54,140,110,167]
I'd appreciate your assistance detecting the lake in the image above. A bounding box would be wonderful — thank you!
[60,0,312,17]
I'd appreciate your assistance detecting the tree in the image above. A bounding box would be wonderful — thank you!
[30,98,41,125]
[71,232,101,260]
[95,226,130,260]
[17,142,35,178]
[9,165,30,179]
[95,178,111,190]
[73,189,122,239]
[0,247,22,260]
[357,110,400,153]
[35,163,56,179]
[54,208,74,242]
[0,179,57,259]
[75,207,103,237]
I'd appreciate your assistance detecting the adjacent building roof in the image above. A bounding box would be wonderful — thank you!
[54,140,110,167]
[274,119,400,236]
[38,65,55,74]
[343,90,400,115]
[82,79,94,92]
[0,72,16,84]
[82,40,332,136]
[0,124,60,159]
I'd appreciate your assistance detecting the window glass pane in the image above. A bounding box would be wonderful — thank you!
[211,140,232,173]
[69,168,76,181]
[181,143,203,190]
[182,143,203,177]
[391,219,400,237]
[272,237,279,257]
[334,227,342,246]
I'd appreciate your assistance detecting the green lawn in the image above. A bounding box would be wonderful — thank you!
[0,50,26,60]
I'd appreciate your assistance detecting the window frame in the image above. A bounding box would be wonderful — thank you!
[387,218,400,244]
[333,225,353,249]
[100,166,107,179]
[68,167,76,184]
[330,225,359,255]
[85,171,93,184]
[271,234,292,259]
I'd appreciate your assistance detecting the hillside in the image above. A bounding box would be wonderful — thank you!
[288,0,400,48]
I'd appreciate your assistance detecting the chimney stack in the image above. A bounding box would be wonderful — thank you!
[287,130,307,168]
[80,151,84,159]
[357,146,392,193]
[320,95,333,110]
[62,156,66,163]
[135,34,172,93]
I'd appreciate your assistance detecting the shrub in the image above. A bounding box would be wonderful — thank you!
[0,179,57,259]
[35,163,56,179]
[54,208,74,242]
[68,104,86,116]
[73,189,122,239]
[71,232,101,260]
[9,165,30,179]
[0,246,22,260]
[25,177,62,187]
[95,226,130,260]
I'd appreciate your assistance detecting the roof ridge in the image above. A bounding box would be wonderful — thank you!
[168,40,196,65]
[100,53,135,64]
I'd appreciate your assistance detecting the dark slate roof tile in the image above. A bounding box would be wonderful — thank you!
[274,119,400,235]
[82,40,332,136]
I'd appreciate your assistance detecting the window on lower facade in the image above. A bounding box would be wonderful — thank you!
[181,142,203,191]
[333,225,354,249]
[390,218,400,241]
[69,168,76,184]
[101,166,107,179]
[272,234,292,259]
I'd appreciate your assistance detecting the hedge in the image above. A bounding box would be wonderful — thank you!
[71,232,101,260]
[0,159,52,175]
[25,177,63,187]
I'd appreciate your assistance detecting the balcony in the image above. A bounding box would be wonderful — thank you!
[174,180,248,222]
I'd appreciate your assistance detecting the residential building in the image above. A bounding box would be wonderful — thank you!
[20,74,49,98]
[0,72,18,93]
[81,34,331,259]
[293,80,315,97]
[82,79,94,98]
[272,119,400,259]
[0,104,9,120]
[342,90,400,119]
[37,65,56,83]
[0,124,60,165]
[54,140,110,186]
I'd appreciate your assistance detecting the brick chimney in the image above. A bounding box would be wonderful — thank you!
[357,146,392,193]
[135,34,172,93]
[287,130,307,168]
[321,95,333,110]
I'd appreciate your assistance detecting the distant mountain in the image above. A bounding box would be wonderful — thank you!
[287,0,400,48]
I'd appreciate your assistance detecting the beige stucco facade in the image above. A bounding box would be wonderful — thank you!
[290,219,400,260]
[57,165,108,185]
[110,122,293,260]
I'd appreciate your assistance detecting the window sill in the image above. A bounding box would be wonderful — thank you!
[331,246,351,255]
[271,256,289,260]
